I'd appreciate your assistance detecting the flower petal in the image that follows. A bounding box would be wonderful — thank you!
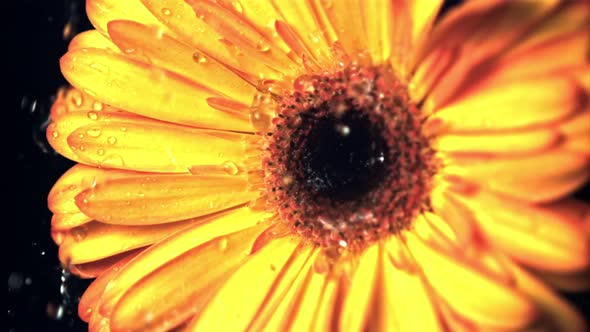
[79,252,138,322]
[187,235,304,331]
[86,0,166,35]
[64,113,255,173]
[504,258,587,332]
[106,20,256,104]
[98,207,270,316]
[407,233,536,329]
[457,190,590,272]
[110,223,270,332]
[58,215,207,264]
[69,29,118,51]
[75,173,257,225]
[60,48,252,132]
[432,78,583,132]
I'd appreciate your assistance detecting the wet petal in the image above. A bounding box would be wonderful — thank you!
[60,48,252,131]
[69,29,118,51]
[107,20,256,103]
[110,223,269,332]
[86,0,166,35]
[75,173,257,225]
[64,113,255,172]
[187,236,304,331]
[99,207,270,316]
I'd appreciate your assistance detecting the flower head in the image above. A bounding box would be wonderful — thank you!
[48,0,590,331]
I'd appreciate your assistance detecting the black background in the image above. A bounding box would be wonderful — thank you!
[7,0,589,331]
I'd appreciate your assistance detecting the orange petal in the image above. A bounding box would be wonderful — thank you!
[75,173,256,225]
[419,0,560,108]
[433,78,583,132]
[78,251,139,322]
[407,233,536,330]
[106,20,256,104]
[69,29,118,51]
[73,249,141,279]
[59,216,207,264]
[270,1,332,68]
[98,207,270,316]
[503,257,587,331]
[434,128,561,156]
[361,0,395,65]
[48,164,144,216]
[409,0,443,51]
[110,223,270,332]
[60,48,252,132]
[64,114,254,173]
[558,110,590,155]
[86,0,166,35]
[457,190,590,272]
[318,0,368,63]
[187,236,304,331]
[52,212,92,231]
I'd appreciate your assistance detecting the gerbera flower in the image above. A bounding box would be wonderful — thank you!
[47,0,590,331]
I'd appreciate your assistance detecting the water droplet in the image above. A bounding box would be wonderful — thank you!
[71,227,87,242]
[123,47,136,54]
[308,32,320,44]
[70,91,83,107]
[192,52,207,64]
[231,1,244,14]
[222,161,239,175]
[92,101,104,111]
[51,131,59,139]
[120,126,128,132]
[218,237,229,251]
[256,40,270,52]
[107,136,117,145]
[87,111,98,120]
[161,7,172,16]
[101,154,125,168]
[97,149,105,156]
[86,127,102,138]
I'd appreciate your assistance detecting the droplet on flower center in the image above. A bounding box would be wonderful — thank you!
[263,65,438,250]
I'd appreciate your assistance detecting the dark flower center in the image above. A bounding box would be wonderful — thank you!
[294,105,389,202]
[263,65,438,250]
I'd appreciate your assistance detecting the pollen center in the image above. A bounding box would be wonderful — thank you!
[264,65,438,250]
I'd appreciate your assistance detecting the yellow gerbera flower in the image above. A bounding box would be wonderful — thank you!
[47,0,590,331]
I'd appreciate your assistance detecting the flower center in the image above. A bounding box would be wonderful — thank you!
[264,65,438,250]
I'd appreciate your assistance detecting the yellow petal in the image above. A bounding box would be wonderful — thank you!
[98,207,270,316]
[107,20,256,104]
[60,48,251,132]
[69,29,118,51]
[433,78,583,131]
[457,190,590,272]
[76,173,257,225]
[110,223,269,332]
[407,233,536,329]
[187,236,304,331]
[64,113,254,173]
[504,258,587,332]
[86,0,166,35]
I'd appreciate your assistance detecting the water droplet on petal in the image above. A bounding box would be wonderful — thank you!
[107,136,117,145]
[86,127,102,137]
[192,52,207,64]
[161,7,171,16]
[232,1,244,14]
[70,91,83,107]
[92,101,103,111]
[51,131,59,139]
[222,161,239,175]
[218,237,229,251]
[87,111,98,120]
[71,226,88,242]
[101,154,125,168]
[256,40,270,52]
[97,149,105,156]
